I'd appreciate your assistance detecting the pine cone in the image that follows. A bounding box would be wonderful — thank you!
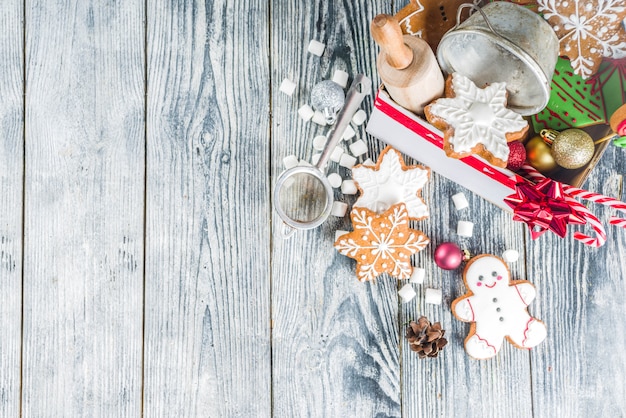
[406,316,448,359]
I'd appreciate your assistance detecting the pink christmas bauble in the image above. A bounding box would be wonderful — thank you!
[506,140,527,172]
[434,242,463,270]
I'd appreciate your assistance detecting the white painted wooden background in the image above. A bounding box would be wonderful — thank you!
[0,1,624,417]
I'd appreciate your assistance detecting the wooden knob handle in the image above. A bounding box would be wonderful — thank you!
[371,14,413,70]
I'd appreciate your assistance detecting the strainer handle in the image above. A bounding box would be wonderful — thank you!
[454,3,504,40]
[315,74,371,171]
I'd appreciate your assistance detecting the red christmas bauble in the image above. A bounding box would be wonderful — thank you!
[506,140,527,171]
[434,242,463,270]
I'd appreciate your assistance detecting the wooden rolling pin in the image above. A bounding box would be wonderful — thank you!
[371,14,444,115]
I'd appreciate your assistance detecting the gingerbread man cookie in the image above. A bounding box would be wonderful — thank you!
[451,255,547,360]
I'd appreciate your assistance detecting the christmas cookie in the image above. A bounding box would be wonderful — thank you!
[394,0,477,51]
[352,146,430,220]
[538,0,626,79]
[334,203,429,282]
[424,73,529,168]
[451,254,547,360]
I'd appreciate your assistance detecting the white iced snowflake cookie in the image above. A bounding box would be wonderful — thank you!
[424,73,529,167]
[538,0,626,78]
[352,146,430,220]
[334,203,430,282]
[451,254,547,360]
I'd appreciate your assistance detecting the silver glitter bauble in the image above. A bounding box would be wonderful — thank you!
[310,80,345,125]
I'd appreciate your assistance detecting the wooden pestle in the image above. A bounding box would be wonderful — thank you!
[371,14,444,115]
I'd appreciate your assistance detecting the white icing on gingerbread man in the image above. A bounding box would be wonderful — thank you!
[452,255,547,360]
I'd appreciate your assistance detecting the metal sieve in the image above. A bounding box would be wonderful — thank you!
[437,2,559,115]
[273,74,371,237]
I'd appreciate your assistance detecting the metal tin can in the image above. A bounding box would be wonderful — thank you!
[437,2,559,115]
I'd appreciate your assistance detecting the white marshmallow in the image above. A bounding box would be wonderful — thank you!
[298,104,314,122]
[313,135,327,151]
[349,139,368,157]
[502,249,520,263]
[457,220,474,237]
[352,109,367,126]
[312,110,327,126]
[330,146,344,163]
[335,229,349,242]
[279,78,297,96]
[332,70,349,88]
[341,180,357,195]
[327,173,342,188]
[307,39,325,56]
[410,267,425,284]
[311,153,321,165]
[298,159,312,167]
[331,201,348,217]
[452,192,469,210]
[342,125,356,141]
[362,158,375,167]
[339,154,357,169]
[398,284,417,303]
[283,154,299,170]
[425,288,442,305]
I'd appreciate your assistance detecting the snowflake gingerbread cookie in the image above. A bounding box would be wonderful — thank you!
[538,0,626,78]
[334,203,429,282]
[424,73,529,168]
[451,254,547,360]
[352,146,430,220]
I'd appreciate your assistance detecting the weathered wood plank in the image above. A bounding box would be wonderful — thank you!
[22,1,145,416]
[529,144,626,418]
[143,1,271,415]
[400,177,534,418]
[0,2,23,416]
[270,1,402,416]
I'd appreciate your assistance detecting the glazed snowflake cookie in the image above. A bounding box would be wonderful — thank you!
[334,203,429,282]
[538,0,626,78]
[424,73,529,167]
[352,146,430,220]
[451,254,547,360]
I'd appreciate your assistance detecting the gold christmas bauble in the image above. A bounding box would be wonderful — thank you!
[549,129,595,169]
[525,136,557,173]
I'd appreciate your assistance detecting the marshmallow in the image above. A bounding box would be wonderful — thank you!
[283,155,299,170]
[313,135,327,151]
[312,110,327,126]
[410,267,426,284]
[342,125,356,141]
[279,78,297,96]
[452,192,469,210]
[335,229,349,242]
[502,249,520,263]
[398,284,417,303]
[311,153,321,165]
[425,288,442,305]
[330,146,344,163]
[341,180,357,195]
[352,109,367,126]
[362,158,375,167]
[327,173,342,188]
[298,159,312,167]
[349,139,368,157]
[332,70,349,88]
[331,201,348,217]
[307,39,325,57]
[339,153,357,169]
[298,104,314,122]
[457,220,474,237]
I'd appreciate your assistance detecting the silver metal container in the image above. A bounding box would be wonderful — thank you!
[437,2,559,115]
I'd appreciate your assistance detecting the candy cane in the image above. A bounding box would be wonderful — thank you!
[517,164,620,247]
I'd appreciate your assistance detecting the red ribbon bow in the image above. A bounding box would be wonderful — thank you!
[504,176,586,239]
